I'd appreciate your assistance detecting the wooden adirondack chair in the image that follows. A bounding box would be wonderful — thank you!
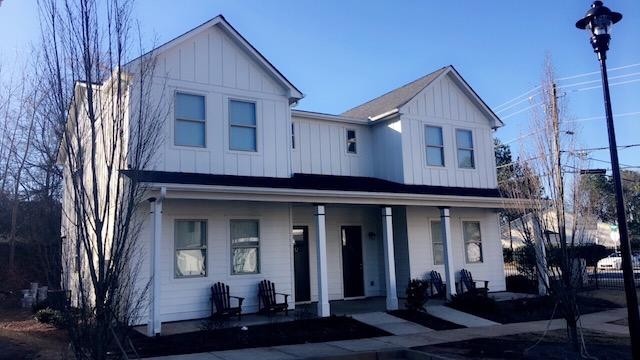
[211,282,244,320]
[459,269,489,297]
[258,280,289,315]
[428,270,447,298]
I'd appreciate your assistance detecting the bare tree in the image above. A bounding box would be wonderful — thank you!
[502,58,600,355]
[38,0,166,358]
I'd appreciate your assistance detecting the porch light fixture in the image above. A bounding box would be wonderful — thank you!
[576,2,639,357]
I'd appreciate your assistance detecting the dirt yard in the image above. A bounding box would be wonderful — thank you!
[0,295,69,360]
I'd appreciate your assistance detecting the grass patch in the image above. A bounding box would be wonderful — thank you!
[131,315,389,357]
[388,310,464,330]
[448,294,620,324]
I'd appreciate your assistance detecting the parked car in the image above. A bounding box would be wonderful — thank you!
[597,252,640,270]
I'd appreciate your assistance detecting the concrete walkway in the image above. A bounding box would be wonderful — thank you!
[351,312,433,335]
[144,308,629,359]
[425,305,499,327]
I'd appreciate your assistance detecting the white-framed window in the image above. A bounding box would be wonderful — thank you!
[456,129,475,168]
[425,126,444,166]
[229,100,257,152]
[230,219,260,274]
[430,220,444,265]
[463,221,483,263]
[175,92,206,147]
[174,220,207,278]
[291,123,296,149]
[346,129,357,154]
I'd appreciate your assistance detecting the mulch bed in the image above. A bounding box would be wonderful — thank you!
[448,295,621,324]
[130,315,390,357]
[414,329,631,359]
[388,310,464,330]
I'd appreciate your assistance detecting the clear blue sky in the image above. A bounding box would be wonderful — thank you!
[1,0,638,169]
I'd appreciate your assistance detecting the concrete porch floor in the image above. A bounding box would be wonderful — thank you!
[135,296,391,336]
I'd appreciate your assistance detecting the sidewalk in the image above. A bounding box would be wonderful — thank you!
[144,308,629,360]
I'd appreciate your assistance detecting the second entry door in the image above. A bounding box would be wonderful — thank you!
[341,225,364,298]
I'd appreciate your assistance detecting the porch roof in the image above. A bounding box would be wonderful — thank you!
[122,170,501,198]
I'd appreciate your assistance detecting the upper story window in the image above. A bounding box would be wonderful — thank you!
[291,123,296,149]
[346,129,357,154]
[229,100,257,152]
[175,220,207,277]
[175,93,206,147]
[425,126,444,166]
[456,129,475,169]
[463,221,483,263]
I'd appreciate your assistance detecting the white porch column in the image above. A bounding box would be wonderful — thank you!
[439,207,456,300]
[381,206,398,310]
[147,188,165,336]
[314,205,330,317]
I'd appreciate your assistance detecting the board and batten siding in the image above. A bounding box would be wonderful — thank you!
[148,200,293,322]
[399,73,498,188]
[150,24,292,177]
[292,205,385,301]
[291,116,373,177]
[371,120,404,183]
[404,206,506,292]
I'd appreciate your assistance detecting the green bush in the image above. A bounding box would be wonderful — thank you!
[34,308,65,328]
[405,279,429,312]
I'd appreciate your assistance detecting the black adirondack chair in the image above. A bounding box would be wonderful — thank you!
[459,269,489,297]
[211,282,244,320]
[258,280,289,315]
[428,270,446,298]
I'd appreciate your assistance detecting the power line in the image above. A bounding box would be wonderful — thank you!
[501,103,542,120]
[567,111,640,123]
[558,71,640,89]
[562,144,640,153]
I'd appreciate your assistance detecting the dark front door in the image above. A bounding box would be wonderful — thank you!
[293,226,310,302]
[341,226,364,298]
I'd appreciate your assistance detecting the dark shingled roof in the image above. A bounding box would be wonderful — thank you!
[341,66,448,119]
[122,170,501,198]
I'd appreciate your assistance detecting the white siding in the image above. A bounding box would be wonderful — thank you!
[399,73,498,188]
[152,24,291,178]
[153,200,293,322]
[372,120,404,183]
[405,206,505,292]
[291,117,373,177]
[292,205,385,301]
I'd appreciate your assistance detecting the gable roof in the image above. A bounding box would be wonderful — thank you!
[341,65,503,128]
[126,15,303,103]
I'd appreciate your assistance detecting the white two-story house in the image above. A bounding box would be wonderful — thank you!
[60,15,507,336]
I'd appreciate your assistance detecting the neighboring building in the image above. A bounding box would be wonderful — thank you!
[60,15,508,336]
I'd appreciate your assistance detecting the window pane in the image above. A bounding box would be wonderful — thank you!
[347,141,357,153]
[465,243,483,263]
[456,129,473,149]
[176,221,206,248]
[457,149,475,168]
[433,244,444,265]
[230,126,256,151]
[231,220,259,244]
[463,222,481,242]
[175,249,206,277]
[229,100,256,126]
[430,221,442,244]
[427,147,444,166]
[426,126,443,146]
[232,247,258,274]
[176,93,205,120]
[347,130,356,140]
[175,120,205,147]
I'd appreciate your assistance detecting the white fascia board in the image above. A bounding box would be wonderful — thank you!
[144,183,519,209]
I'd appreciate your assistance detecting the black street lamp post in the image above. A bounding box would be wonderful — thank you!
[576,2,640,357]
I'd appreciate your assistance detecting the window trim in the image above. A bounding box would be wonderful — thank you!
[346,128,357,154]
[229,219,261,275]
[429,220,444,266]
[425,125,445,167]
[174,91,207,148]
[228,98,258,152]
[455,128,475,169]
[462,220,483,264]
[174,219,208,279]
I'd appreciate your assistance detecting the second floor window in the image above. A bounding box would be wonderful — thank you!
[346,129,357,154]
[229,100,257,152]
[291,123,296,149]
[456,129,475,169]
[175,93,205,147]
[425,126,444,166]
